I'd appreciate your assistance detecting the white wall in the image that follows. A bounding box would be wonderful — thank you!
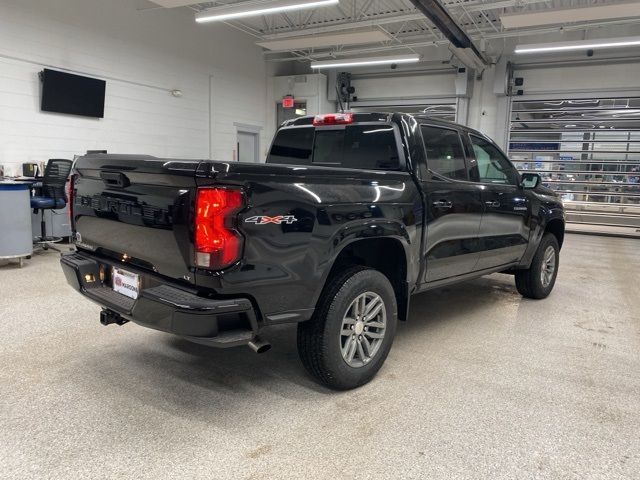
[0,0,268,175]
[322,58,640,150]
[351,72,457,102]
[514,61,640,96]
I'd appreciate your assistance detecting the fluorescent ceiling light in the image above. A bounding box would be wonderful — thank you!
[311,54,421,69]
[515,36,640,54]
[501,1,640,29]
[195,0,339,23]
[257,30,390,51]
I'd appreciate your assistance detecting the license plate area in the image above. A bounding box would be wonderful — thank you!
[112,267,140,300]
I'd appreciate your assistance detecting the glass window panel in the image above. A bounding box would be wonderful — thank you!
[420,125,467,180]
[471,135,518,185]
[267,127,314,165]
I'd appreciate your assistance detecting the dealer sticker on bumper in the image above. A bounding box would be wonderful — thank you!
[112,267,140,300]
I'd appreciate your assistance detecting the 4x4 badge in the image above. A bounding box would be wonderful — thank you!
[245,215,298,225]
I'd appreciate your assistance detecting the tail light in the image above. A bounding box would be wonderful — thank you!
[194,187,245,270]
[66,173,77,226]
[313,113,353,126]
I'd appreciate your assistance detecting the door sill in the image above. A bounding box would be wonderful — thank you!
[418,262,519,292]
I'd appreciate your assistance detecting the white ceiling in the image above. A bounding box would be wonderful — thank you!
[147,0,640,65]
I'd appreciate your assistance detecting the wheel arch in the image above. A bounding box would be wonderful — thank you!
[545,218,565,249]
[319,236,411,322]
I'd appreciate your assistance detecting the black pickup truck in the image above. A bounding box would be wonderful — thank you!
[61,112,564,390]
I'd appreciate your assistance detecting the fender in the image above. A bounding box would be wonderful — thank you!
[518,200,565,268]
[309,218,415,319]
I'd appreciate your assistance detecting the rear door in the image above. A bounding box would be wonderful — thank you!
[419,125,485,283]
[466,134,531,270]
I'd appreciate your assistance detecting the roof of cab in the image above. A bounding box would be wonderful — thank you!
[280,112,476,133]
[281,112,390,126]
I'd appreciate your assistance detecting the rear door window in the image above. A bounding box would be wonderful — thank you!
[420,125,468,181]
[343,125,399,170]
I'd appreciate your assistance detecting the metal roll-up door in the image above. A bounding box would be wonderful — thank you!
[508,97,640,236]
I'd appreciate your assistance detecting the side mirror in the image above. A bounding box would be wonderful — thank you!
[520,172,541,189]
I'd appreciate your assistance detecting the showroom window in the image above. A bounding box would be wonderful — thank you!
[421,125,467,181]
[470,134,519,185]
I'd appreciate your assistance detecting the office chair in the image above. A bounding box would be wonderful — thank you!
[31,159,73,252]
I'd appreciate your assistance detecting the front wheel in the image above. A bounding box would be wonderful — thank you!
[297,266,397,390]
[515,233,560,299]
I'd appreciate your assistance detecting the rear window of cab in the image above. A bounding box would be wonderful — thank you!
[267,124,401,171]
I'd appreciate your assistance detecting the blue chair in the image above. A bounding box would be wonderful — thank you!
[31,159,73,251]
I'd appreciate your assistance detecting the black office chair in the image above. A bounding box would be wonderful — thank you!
[31,159,73,252]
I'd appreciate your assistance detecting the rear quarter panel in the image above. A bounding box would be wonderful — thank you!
[196,163,422,322]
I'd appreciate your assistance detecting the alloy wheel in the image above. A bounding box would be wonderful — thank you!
[340,292,387,368]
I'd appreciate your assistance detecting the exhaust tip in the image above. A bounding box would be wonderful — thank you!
[248,337,271,354]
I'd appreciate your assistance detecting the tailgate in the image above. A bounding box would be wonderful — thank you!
[72,154,201,284]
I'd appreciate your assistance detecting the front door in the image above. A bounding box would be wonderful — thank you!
[420,125,485,283]
[467,133,531,270]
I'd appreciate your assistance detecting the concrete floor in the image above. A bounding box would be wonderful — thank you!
[1,234,639,480]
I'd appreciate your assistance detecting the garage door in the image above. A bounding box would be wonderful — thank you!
[508,97,640,235]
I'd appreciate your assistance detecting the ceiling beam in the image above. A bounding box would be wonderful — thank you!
[407,0,489,66]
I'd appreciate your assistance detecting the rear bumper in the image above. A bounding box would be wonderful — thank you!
[60,252,259,348]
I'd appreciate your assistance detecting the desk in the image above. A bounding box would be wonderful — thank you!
[0,181,33,266]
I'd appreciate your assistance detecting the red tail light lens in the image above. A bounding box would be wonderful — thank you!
[313,113,353,126]
[194,187,244,270]
[66,173,77,226]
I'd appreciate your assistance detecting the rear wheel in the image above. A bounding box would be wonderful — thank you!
[515,233,560,299]
[297,266,397,390]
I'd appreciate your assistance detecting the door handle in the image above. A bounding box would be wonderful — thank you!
[485,201,500,208]
[432,200,453,209]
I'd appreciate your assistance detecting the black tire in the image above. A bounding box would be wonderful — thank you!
[515,233,560,299]
[297,266,398,390]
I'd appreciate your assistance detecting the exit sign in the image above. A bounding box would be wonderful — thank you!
[282,96,295,108]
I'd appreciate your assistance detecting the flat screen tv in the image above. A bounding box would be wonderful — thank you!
[40,69,106,118]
